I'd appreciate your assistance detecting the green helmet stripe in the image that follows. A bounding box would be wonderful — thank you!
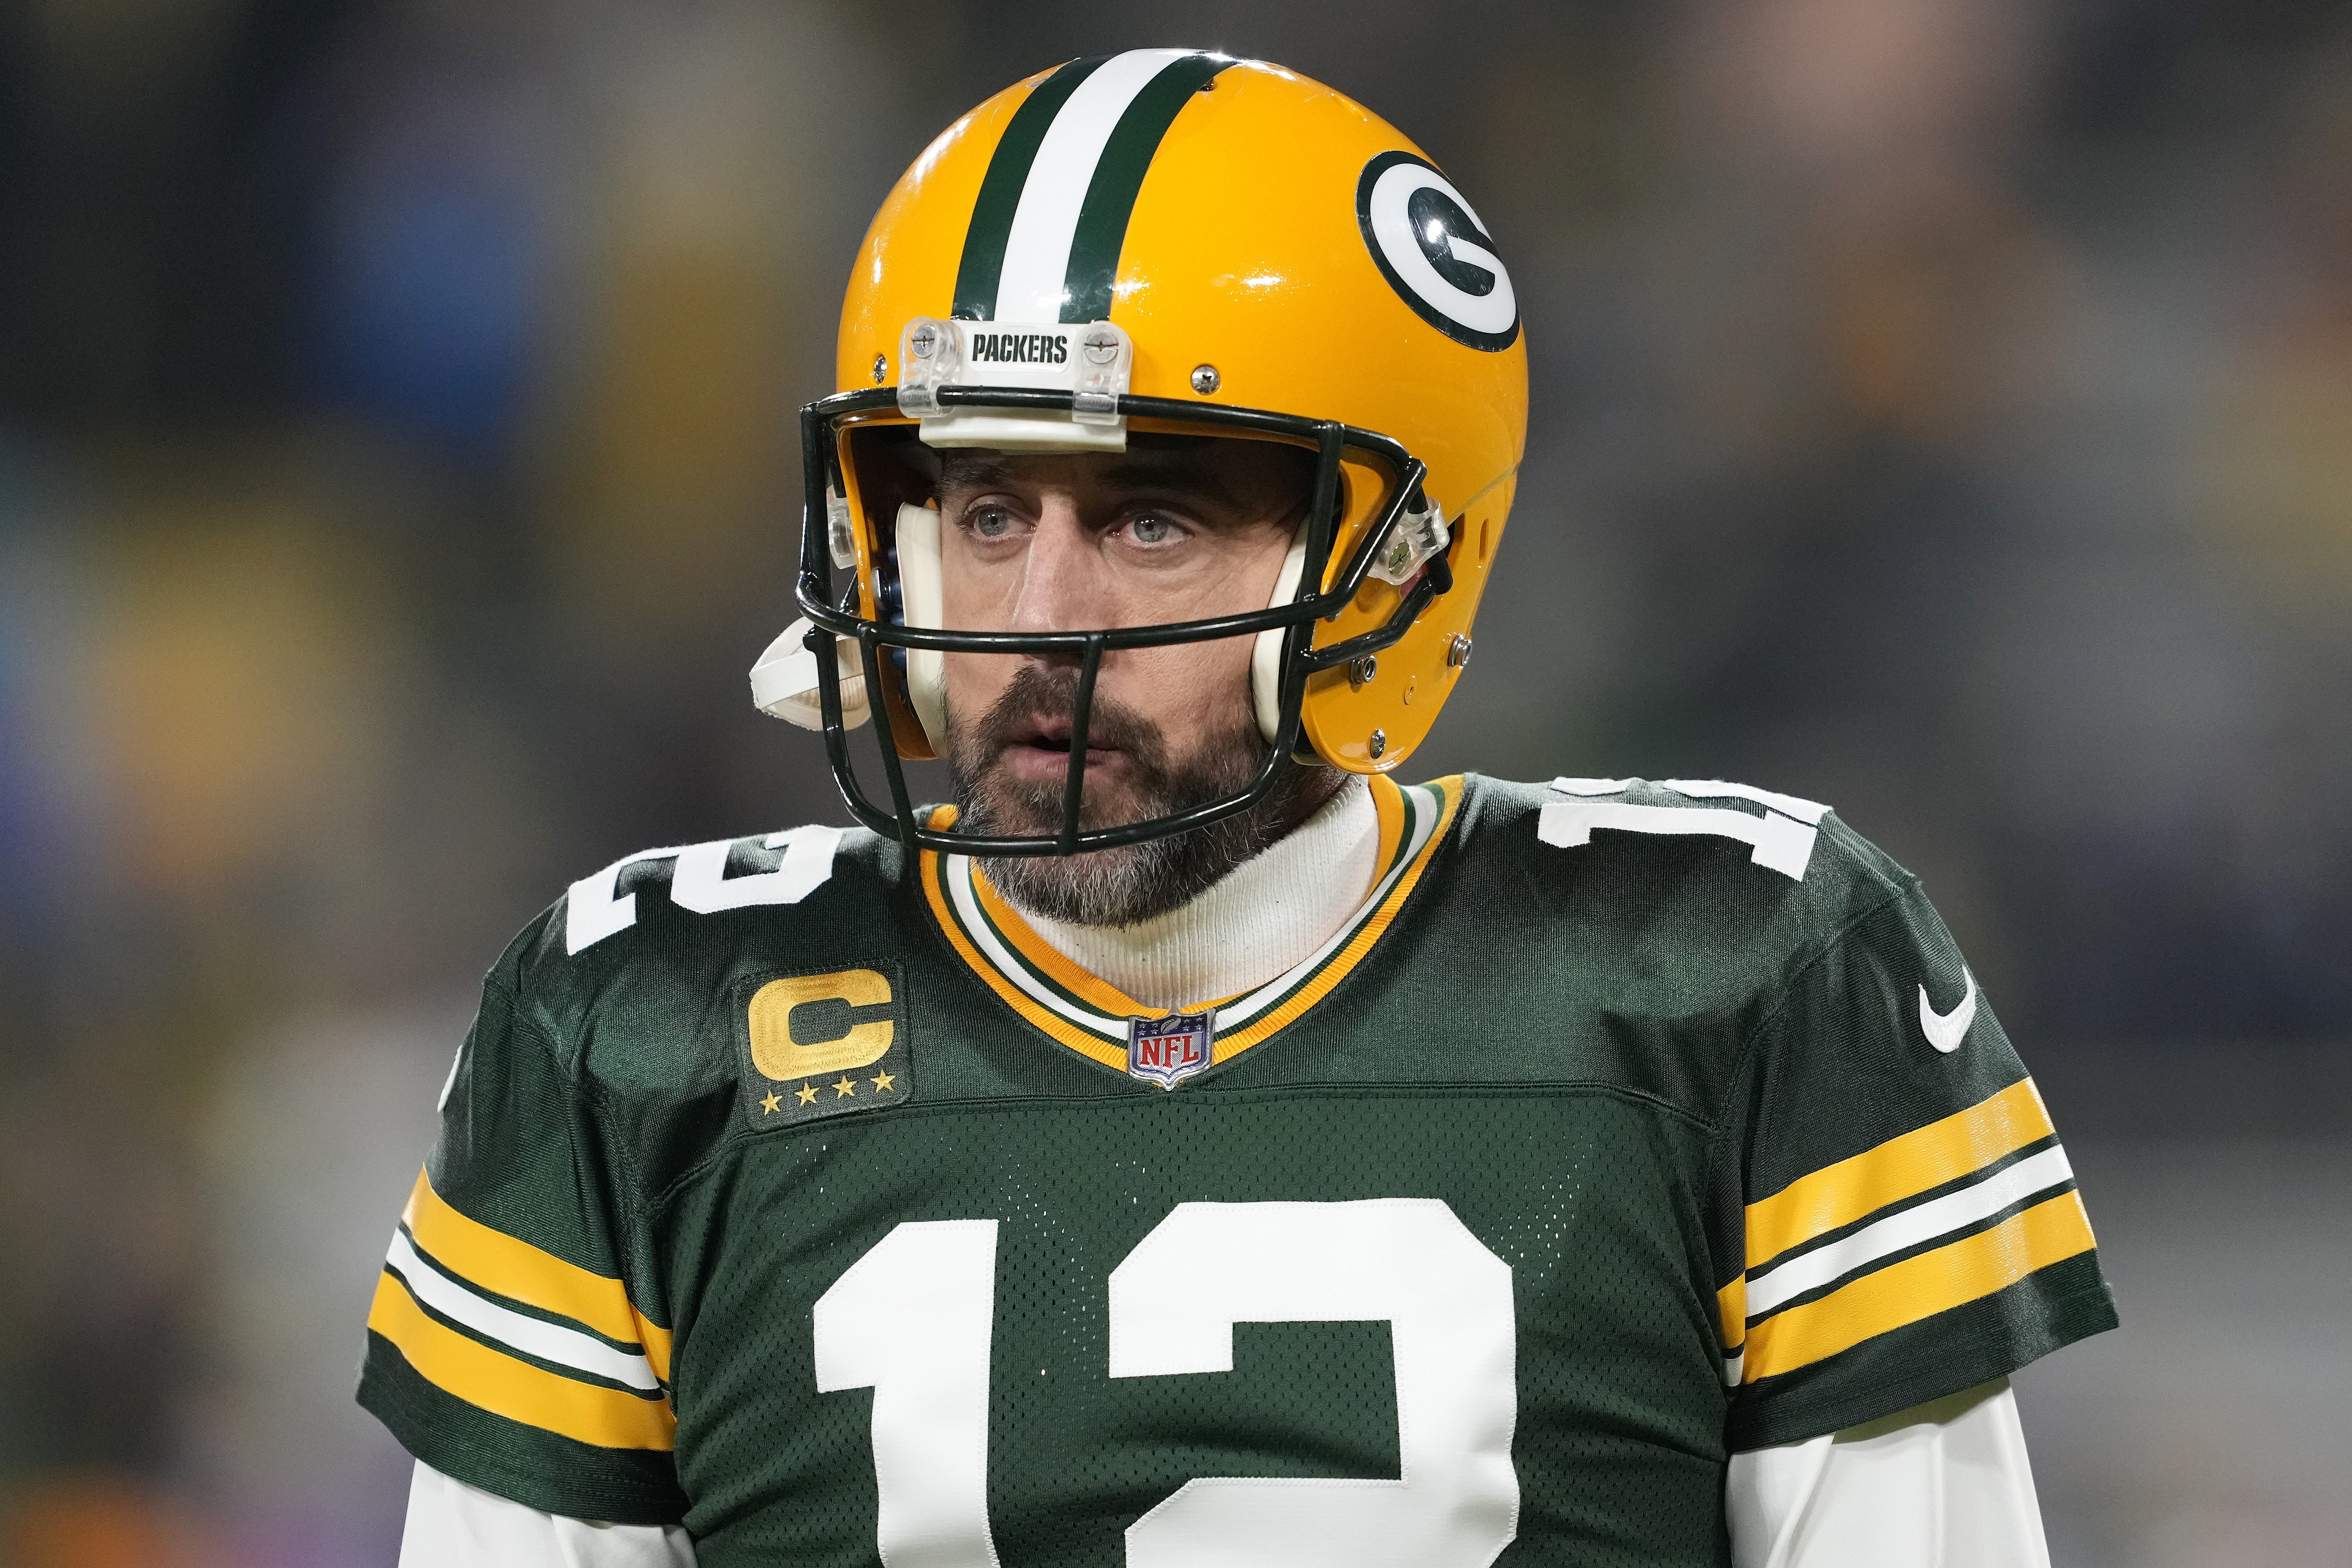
[1059,52,1228,324]
[952,55,1104,322]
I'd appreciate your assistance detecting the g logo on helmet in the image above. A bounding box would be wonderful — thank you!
[1357,151,1519,352]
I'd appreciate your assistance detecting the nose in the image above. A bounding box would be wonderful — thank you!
[1004,498,1111,661]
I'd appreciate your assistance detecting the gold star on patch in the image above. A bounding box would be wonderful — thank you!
[871,1069,896,1092]
[833,1075,857,1099]
[759,1089,782,1114]
[795,1082,819,1106]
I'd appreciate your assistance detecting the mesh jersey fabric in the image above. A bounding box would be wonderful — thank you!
[357,773,2116,1565]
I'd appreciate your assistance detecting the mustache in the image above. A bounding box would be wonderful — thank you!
[947,661,1320,925]
[970,664,1169,772]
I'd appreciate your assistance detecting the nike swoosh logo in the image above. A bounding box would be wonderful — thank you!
[1918,967,1978,1054]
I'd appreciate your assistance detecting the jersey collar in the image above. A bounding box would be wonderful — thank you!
[920,774,1462,1078]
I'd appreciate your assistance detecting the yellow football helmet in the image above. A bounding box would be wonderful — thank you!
[752,48,1527,853]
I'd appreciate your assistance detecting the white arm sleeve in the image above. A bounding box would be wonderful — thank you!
[399,1460,697,1568]
[1726,1378,2050,1568]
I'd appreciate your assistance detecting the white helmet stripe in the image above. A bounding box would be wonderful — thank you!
[994,50,1200,321]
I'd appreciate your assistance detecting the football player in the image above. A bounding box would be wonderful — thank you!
[362,51,2115,1568]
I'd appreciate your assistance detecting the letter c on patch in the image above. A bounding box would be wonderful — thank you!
[749,969,894,1079]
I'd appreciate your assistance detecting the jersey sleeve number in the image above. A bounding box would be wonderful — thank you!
[812,1200,1520,1568]
[1537,778,1829,882]
[566,827,843,954]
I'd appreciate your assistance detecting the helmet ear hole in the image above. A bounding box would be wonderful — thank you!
[895,503,949,751]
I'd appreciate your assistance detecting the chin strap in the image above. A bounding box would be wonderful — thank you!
[751,619,867,731]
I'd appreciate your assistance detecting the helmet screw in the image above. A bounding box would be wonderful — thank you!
[908,322,938,359]
[1190,363,1220,395]
[1081,326,1120,365]
[1446,634,1473,668]
[1348,654,1377,689]
[1369,728,1387,760]
[872,352,888,383]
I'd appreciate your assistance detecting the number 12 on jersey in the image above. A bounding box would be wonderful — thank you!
[813,1200,1522,1568]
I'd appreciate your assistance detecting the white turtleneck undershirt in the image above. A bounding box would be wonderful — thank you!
[1012,776,1379,1010]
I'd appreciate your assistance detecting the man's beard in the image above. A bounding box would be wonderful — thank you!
[946,663,1329,928]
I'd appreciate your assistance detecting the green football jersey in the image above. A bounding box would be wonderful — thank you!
[358,773,2116,1566]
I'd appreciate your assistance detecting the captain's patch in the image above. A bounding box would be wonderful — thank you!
[736,963,910,1128]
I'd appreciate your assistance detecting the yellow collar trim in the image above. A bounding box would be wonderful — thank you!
[920,775,1462,1078]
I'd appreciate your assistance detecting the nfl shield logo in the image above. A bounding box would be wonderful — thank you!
[1126,1010,1215,1089]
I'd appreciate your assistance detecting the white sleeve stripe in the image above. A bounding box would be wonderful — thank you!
[1745,1145,2076,1319]
[384,1229,663,1392]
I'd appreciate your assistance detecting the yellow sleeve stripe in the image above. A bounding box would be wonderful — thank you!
[368,1270,676,1450]
[402,1168,674,1383]
[1745,1078,2055,1270]
[1741,1188,2095,1383]
[1716,1274,1747,1351]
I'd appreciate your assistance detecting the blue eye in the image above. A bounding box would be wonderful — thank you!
[1130,515,1177,544]
[969,507,1014,538]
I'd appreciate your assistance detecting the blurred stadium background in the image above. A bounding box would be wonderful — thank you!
[0,2,2347,1563]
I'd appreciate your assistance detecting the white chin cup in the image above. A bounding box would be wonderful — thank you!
[1251,530,1308,745]
[894,503,949,750]
[750,618,868,731]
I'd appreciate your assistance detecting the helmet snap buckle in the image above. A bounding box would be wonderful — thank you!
[1071,324,1132,424]
[1367,490,1450,587]
[894,316,960,417]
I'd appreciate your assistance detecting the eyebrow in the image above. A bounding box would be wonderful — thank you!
[935,454,1013,491]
